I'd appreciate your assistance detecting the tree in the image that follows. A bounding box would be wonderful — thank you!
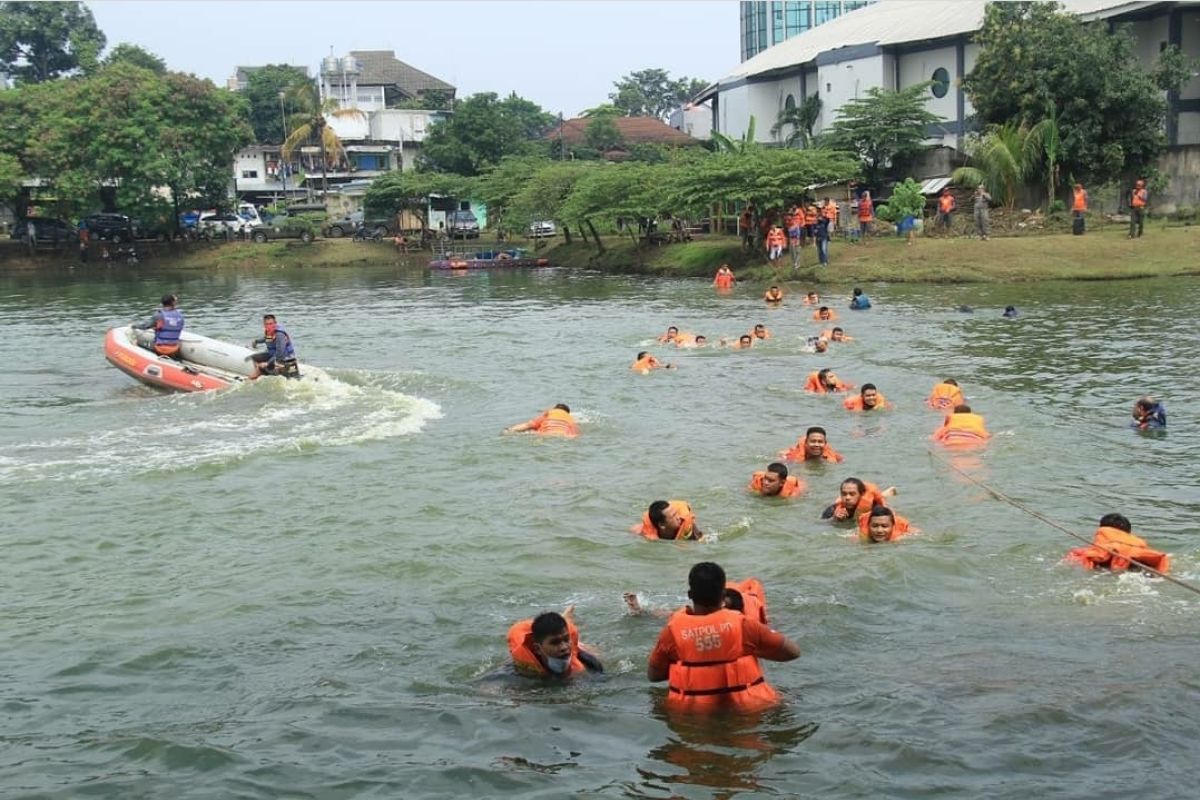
[710,116,758,155]
[609,68,707,120]
[584,115,624,152]
[102,43,165,73]
[670,148,860,215]
[472,155,552,234]
[771,94,822,148]
[363,169,472,230]
[0,1,105,83]
[950,123,1033,209]
[1025,108,1063,209]
[420,91,553,176]
[243,65,309,144]
[823,83,942,185]
[281,80,365,193]
[873,177,924,223]
[963,1,1188,184]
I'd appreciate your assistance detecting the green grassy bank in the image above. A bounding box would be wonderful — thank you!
[545,224,1200,283]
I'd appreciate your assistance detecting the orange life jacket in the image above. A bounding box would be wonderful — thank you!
[1072,188,1088,212]
[811,309,838,321]
[767,228,787,247]
[933,412,990,446]
[821,203,837,222]
[1131,188,1147,208]
[804,207,818,226]
[804,371,851,393]
[926,382,964,410]
[639,500,698,540]
[843,392,889,411]
[858,197,873,221]
[632,355,662,373]
[532,407,580,437]
[782,441,843,463]
[857,510,913,541]
[748,471,804,498]
[830,481,889,521]
[1064,526,1170,574]
[726,578,769,624]
[938,193,955,213]
[507,617,586,677]
[663,608,779,712]
[673,332,699,347]
[713,269,735,288]
[787,210,805,230]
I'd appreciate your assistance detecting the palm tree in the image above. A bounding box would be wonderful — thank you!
[710,115,758,154]
[1025,107,1063,210]
[951,122,1033,209]
[770,95,822,148]
[281,80,366,194]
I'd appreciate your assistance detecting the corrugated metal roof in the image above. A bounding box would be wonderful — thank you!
[919,177,951,195]
[721,0,1161,83]
[348,50,455,95]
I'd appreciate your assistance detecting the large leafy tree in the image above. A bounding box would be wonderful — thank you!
[823,83,942,185]
[281,80,365,192]
[771,94,822,148]
[0,1,105,83]
[362,169,472,229]
[951,123,1034,209]
[963,1,1188,184]
[243,64,308,144]
[420,91,553,176]
[671,148,860,214]
[102,42,165,73]
[609,68,708,120]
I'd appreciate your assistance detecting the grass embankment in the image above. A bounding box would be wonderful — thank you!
[166,239,428,270]
[546,224,1200,283]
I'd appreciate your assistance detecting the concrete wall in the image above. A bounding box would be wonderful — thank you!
[818,53,886,131]
[898,45,958,126]
[1157,145,1200,212]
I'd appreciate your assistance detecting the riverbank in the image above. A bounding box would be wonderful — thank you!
[545,224,1200,283]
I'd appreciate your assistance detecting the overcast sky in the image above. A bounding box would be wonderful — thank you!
[87,1,738,116]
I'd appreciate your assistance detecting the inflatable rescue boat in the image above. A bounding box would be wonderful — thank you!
[104,326,328,392]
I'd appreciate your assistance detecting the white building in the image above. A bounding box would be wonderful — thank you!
[700,1,1200,151]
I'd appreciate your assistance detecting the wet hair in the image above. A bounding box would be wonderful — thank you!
[1099,513,1132,532]
[832,327,844,334]
[739,334,752,343]
[953,404,972,413]
[636,351,649,360]
[817,368,833,383]
[1134,397,1157,412]
[553,403,571,413]
[868,505,894,522]
[754,324,765,330]
[531,612,568,642]
[766,462,788,479]
[161,294,177,307]
[648,500,670,529]
[853,288,863,296]
[263,313,277,322]
[695,335,707,343]
[841,477,867,494]
[943,378,958,386]
[667,326,678,333]
[818,305,830,313]
[805,426,827,438]
[861,383,877,394]
[723,587,745,612]
[688,562,726,606]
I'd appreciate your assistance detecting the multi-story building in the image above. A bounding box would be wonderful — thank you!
[740,1,873,62]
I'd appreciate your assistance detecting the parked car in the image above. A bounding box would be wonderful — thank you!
[448,209,480,239]
[528,219,557,238]
[198,212,248,238]
[327,212,395,238]
[250,211,316,243]
[11,217,75,243]
[83,212,137,243]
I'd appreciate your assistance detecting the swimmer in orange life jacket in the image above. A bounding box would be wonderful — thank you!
[780,426,844,463]
[822,327,852,343]
[803,291,820,306]
[858,505,917,543]
[822,477,897,523]
[749,323,772,340]
[723,333,755,349]
[503,403,581,437]
[927,378,964,410]
[812,306,837,321]
[657,326,681,344]
[647,562,800,713]
[632,351,673,373]
[843,383,891,412]
[635,499,705,541]
[932,403,990,445]
[713,265,736,289]
[748,462,805,498]
[764,286,784,305]
[804,367,853,393]
[1063,513,1171,574]
[673,332,707,348]
[507,608,604,679]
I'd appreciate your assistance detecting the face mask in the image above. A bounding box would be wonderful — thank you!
[543,655,570,674]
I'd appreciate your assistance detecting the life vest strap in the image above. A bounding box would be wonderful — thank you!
[668,676,765,697]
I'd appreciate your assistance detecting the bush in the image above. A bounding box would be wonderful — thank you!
[1048,199,1066,214]
[1174,205,1195,222]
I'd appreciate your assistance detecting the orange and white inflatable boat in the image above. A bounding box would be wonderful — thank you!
[104,325,328,392]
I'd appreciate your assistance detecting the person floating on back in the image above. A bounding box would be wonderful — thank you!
[646,561,800,713]
[504,403,580,438]
[1063,513,1170,574]
[134,293,184,357]
[1131,397,1166,430]
[508,608,604,679]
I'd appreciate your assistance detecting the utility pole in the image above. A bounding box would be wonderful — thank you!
[559,112,565,161]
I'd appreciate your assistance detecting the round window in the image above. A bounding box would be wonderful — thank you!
[931,67,950,99]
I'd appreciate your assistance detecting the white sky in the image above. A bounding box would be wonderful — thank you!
[87,0,738,116]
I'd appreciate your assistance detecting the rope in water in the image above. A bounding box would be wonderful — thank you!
[926,448,1200,596]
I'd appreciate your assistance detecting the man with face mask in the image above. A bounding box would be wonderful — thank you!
[508,608,603,679]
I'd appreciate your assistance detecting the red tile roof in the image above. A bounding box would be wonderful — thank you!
[549,116,699,146]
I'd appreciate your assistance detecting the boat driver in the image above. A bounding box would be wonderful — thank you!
[134,293,184,357]
[250,314,300,379]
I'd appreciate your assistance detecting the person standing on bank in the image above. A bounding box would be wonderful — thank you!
[1128,179,1148,239]
[250,314,300,379]
[857,190,874,245]
[973,184,992,240]
[1072,183,1089,235]
[936,187,957,235]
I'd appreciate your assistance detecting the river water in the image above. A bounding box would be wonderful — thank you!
[1,263,1197,799]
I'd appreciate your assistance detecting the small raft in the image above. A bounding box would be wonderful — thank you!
[104,325,328,393]
[429,247,550,270]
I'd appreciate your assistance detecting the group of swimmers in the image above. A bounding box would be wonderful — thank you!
[499,279,1173,709]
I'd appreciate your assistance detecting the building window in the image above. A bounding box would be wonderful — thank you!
[241,170,258,179]
[784,94,796,112]
[931,67,950,99]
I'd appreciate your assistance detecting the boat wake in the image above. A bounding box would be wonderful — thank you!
[0,372,442,484]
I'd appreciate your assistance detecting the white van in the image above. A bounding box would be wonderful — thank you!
[237,203,264,229]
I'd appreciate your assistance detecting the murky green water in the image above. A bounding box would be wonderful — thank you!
[2,264,1197,798]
